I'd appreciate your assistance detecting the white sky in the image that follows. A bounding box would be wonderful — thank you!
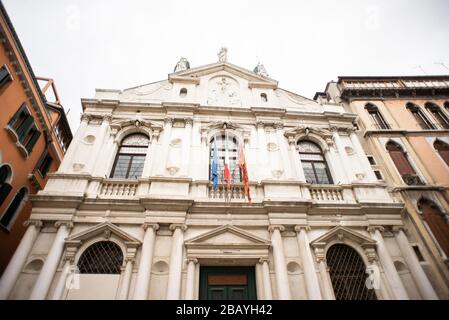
[3,0,449,132]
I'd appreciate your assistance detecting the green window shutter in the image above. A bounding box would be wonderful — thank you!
[25,130,41,153]
[8,104,26,128]
[16,116,34,142]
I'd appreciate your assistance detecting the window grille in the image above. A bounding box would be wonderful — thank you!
[297,140,332,184]
[77,241,123,274]
[209,134,242,183]
[326,244,377,300]
[110,133,149,179]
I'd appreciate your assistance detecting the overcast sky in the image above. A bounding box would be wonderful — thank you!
[3,0,449,132]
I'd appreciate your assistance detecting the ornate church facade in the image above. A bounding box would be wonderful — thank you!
[1,51,447,300]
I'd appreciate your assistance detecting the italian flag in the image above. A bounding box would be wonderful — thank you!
[223,132,231,190]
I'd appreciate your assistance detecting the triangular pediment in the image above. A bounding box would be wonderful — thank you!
[65,222,141,247]
[169,62,278,88]
[310,226,376,249]
[185,224,270,247]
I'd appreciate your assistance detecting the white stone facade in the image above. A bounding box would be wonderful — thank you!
[0,61,441,300]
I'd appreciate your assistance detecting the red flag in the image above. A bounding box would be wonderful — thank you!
[238,143,251,203]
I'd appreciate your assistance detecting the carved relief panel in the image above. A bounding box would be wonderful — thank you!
[207,76,241,106]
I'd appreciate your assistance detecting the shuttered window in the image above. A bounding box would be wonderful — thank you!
[434,140,449,166]
[425,103,449,129]
[419,199,449,257]
[0,64,13,88]
[8,103,41,154]
[386,142,415,175]
[0,165,13,207]
[0,187,27,228]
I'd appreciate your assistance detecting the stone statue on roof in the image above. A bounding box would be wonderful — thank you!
[254,62,268,77]
[218,47,228,62]
[174,57,190,72]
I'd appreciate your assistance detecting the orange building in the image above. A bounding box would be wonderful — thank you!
[320,75,449,297]
[0,2,72,274]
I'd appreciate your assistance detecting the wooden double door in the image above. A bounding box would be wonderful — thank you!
[199,266,257,300]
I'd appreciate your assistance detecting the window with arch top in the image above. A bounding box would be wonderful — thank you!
[0,187,28,229]
[0,164,12,207]
[406,103,435,129]
[209,134,242,183]
[434,140,449,167]
[77,241,123,274]
[110,133,149,179]
[297,140,332,184]
[386,141,424,185]
[365,103,390,129]
[418,198,449,257]
[425,102,449,129]
[260,93,268,102]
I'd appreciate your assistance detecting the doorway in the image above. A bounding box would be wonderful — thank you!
[199,266,257,300]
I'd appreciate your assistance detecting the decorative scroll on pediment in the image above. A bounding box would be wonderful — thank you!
[110,118,164,139]
[200,121,250,144]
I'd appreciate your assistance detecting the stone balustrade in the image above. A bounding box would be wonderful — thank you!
[309,185,344,202]
[99,180,138,196]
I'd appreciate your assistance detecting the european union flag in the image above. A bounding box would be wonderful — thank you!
[211,140,219,191]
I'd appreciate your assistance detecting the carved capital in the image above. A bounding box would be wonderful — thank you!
[169,223,187,232]
[184,117,193,126]
[258,257,270,264]
[80,113,92,123]
[364,248,378,263]
[366,225,385,234]
[314,247,326,263]
[256,121,265,129]
[143,223,160,231]
[268,225,285,233]
[55,221,74,230]
[23,219,43,229]
[392,226,407,234]
[102,114,113,123]
[294,225,311,233]
[274,122,284,130]
[330,126,339,134]
[186,257,198,264]
[164,117,174,126]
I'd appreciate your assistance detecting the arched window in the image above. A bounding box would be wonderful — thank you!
[110,133,149,179]
[297,140,332,184]
[0,164,12,207]
[365,103,390,129]
[326,244,377,300]
[260,93,268,102]
[418,199,449,257]
[209,134,242,183]
[406,103,435,129]
[386,141,423,185]
[77,241,123,274]
[425,102,449,129]
[434,140,449,166]
[0,187,28,228]
[179,88,187,97]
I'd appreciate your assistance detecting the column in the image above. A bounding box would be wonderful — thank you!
[294,226,322,299]
[158,117,174,175]
[133,223,159,300]
[256,122,269,180]
[30,221,72,300]
[331,127,352,182]
[50,258,72,300]
[200,130,209,180]
[88,114,112,174]
[394,228,438,299]
[288,137,306,181]
[181,118,193,177]
[118,258,134,300]
[269,225,291,300]
[166,224,187,300]
[0,220,42,299]
[259,258,273,300]
[314,249,335,300]
[275,123,292,179]
[184,258,198,300]
[348,129,377,182]
[59,114,90,172]
[142,130,160,177]
[368,226,409,299]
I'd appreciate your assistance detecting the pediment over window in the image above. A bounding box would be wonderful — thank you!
[284,126,334,149]
[110,118,163,132]
[185,225,270,249]
[65,222,141,248]
[310,226,376,250]
[200,121,250,143]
